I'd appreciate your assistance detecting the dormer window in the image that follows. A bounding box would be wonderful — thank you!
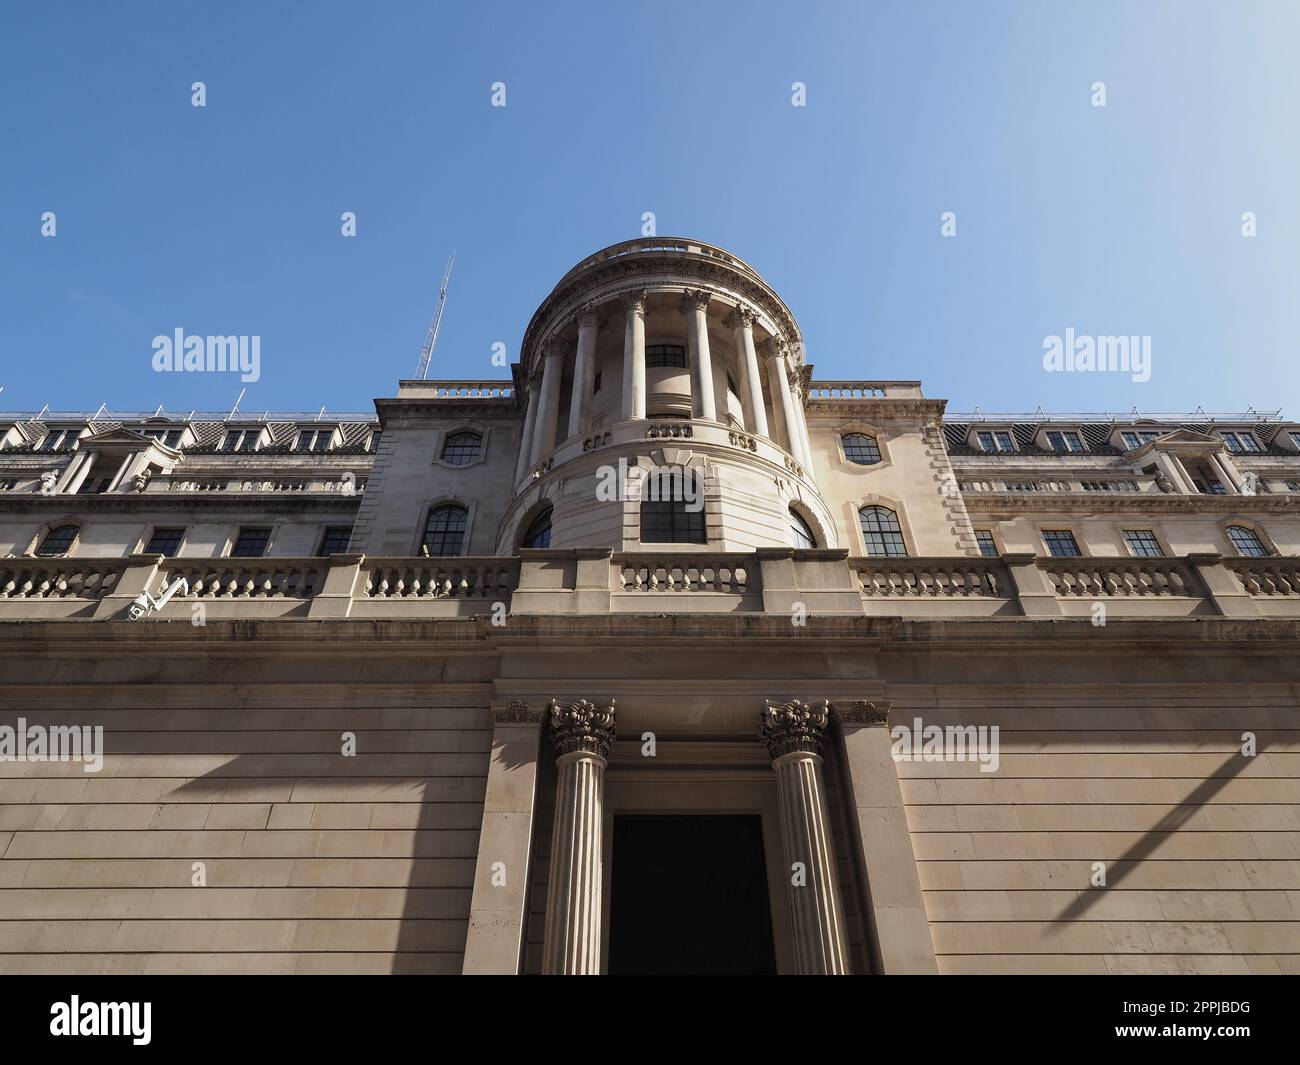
[143,427,183,447]
[295,428,334,453]
[976,430,1014,453]
[1121,430,1163,450]
[1220,431,1260,454]
[36,429,76,451]
[1046,430,1085,453]
[219,429,260,453]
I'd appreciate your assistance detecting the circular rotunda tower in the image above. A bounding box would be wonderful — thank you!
[498,238,832,554]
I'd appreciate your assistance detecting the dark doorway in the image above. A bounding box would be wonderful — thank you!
[608,814,777,975]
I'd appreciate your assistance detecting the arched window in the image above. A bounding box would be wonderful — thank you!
[422,504,468,556]
[1227,524,1268,557]
[789,507,816,549]
[36,524,79,557]
[441,431,482,466]
[859,506,907,557]
[842,433,881,465]
[522,507,553,549]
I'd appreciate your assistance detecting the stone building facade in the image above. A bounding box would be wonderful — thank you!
[1,238,1298,975]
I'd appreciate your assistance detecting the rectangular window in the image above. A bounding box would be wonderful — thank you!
[641,500,706,544]
[316,525,353,556]
[1042,529,1081,557]
[1123,529,1162,558]
[976,430,1014,453]
[645,344,688,369]
[974,530,998,557]
[230,527,272,557]
[1121,432,1141,450]
[221,429,259,453]
[145,527,185,555]
[296,429,333,452]
[1220,431,1259,454]
[1047,430,1085,453]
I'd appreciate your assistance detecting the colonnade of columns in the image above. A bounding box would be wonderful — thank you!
[536,695,851,975]
[514,288,815,485]
[1146,446,1250,494]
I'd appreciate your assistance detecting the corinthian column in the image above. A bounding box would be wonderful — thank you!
[681,289,718,421]
[542,697,617,975]
[514,373,541,484]
[531,338,565,462]
[621,290,647,421]
[760,699,850,974]
[725,306,769,437]
[568,306,601,438]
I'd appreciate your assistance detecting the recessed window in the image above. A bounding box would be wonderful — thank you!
[295,429,334,453]
[316,526,353,556]
[76,476,113,495]
[441,431,482,466]
[1220,431,1260,454]
[422,504,468,556]
[974,530,998,557]
[145,527,185,555]
[976,430,1015,453]
[35,524,78,557]
[645,344,687,369]
[842,433,881,465]
[593,372,602,394]
[1190,467,1227,494]
[522,507,553,549]
[1042,529,1081,558]
[1226,525,1268,557]
[231,527,271,558]
[1046,430,1085,453]
[220,429,259,453]
[1123,529,1162,558]
[789,507,816,549]
[858,506,907,557]
[367,431,383,453]
[641,499,706,544]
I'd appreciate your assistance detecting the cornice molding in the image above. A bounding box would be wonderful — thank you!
[521,256,802,376]
[962,493,1300,514]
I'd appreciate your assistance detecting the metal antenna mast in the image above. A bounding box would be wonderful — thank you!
[416,252,455,380]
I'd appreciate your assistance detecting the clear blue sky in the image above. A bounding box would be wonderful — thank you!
[2,0,1297,418]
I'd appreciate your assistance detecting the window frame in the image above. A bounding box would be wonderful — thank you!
[521,507,554,549]
[229,526,273,558]
[789,506,817,550]
[841,432,882,466]
[640,497,707,545]
[1122,529,1163,558]
[973,529,999,558]
[315,525,354,556]
[143,526,186,556]
[645,343,688,369]
[34,523,81,557]
[421,503,470,557]
[1041,528,1083,558]
[858,505,908,557]
[440,430,484,467]
[1225,523,1270,558]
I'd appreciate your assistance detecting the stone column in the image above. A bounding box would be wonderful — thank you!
[514,374,542,484]
[463,701,546,974]
[530,339,565,464]
[786,356,815,470]
[1211,449,1246,493]
[681,289,718,421]
[725,306,769,437]
[63,452,97,494]
[763,339,802,463]
[621,290,647,421]
[760,699,850,974]
[542,697,617,975]
[1152,450,1195,494]
[567,307,601,439]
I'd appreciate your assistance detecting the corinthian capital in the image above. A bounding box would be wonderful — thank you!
[679,288,711,314]
[760,336,790,361]
[620,288,648,316]
[723,304,758,330]
[549,698,617,759]
[577,302,606,331]
[760,699,831,758]
[542,335,567,360]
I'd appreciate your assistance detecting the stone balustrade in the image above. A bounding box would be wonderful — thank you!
[0,549,1296,621]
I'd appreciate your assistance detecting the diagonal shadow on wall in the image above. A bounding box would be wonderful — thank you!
[1053,745,1267,924]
